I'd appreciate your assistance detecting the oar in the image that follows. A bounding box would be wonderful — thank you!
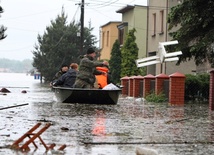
[0,103,29,110]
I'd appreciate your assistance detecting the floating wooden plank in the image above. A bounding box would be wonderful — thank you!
[0,103,29,110]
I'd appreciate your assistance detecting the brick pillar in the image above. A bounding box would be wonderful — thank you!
[121,76,129,96]
[155,73,169,95]
[128,76,135,97]
[143,74,155,98]
[209,70,214,110]
[169,72,185,105]
[133,75,144,97]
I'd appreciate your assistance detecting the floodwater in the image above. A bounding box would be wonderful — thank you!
[0,73,214,155]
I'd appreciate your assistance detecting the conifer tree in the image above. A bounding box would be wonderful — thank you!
[121,28,141,77]
[0,5,7,40]
[109,39,121,84]
[32,9,96,82]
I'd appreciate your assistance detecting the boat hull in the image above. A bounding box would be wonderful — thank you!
[52,87,121,104]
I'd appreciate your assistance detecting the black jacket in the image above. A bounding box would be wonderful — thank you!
[53,69,77,88]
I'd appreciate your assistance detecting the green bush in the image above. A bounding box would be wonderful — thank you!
[145,92,167,103]
[185,73,209,101]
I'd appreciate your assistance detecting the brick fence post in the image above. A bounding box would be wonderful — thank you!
[128,76,135,97]
[209,70,214,110]
[143,74,155,98]
[133,75,144,98]
[169,72,185,105]
[121,76,129,96]
[155,73,169,95]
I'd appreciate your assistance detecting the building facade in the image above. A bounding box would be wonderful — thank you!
[99,21,121,60]
[99,1,209,75]
[147,0,196,75]
[116,5,148,58]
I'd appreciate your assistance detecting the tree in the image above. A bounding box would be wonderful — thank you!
[168,0,214,66]
[109,39,121,84]
[0,5,7,40]
[32,9,97,82]
[121,28,141,77]
[33,10,69,82]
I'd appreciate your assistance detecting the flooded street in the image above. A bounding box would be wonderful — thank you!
[0,73,214,155]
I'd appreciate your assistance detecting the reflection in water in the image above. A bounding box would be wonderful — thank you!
[209,110,214,142]
[168,107,184,119]
[167,107,184,142]
[92,110,106,136]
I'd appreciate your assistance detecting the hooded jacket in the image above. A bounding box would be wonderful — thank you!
[53,69,77,88]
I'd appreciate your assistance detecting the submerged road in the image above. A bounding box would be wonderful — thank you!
[0,96,214,155]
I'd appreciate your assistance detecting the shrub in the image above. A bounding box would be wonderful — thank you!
[145,92,167,103]
[185,73,209,101]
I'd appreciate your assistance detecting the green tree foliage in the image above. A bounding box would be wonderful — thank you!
[0,5,7,40]
[32,9,97,82]
[168,0,214,66]
[121,28,141,77]
[109,39,121,84]
[185,73,209,101]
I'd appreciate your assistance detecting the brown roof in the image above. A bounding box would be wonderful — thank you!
[100,21,121,28]
[116,5,134,13]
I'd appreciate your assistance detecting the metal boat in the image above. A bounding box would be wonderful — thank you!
[52,86,121,104]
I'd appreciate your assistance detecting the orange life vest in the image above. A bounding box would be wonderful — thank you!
[95,67,108,89]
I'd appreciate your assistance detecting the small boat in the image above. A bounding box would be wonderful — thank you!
[52,86,121,104]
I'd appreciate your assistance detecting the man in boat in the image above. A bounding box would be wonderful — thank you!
[73,47,109,89]
[50,64,69,86]
[52,63,78,88]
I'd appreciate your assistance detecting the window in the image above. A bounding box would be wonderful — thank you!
[119,29,124,45]
[106,31,109,46]
[102,32,105,48]
[152,13,156,36]
[159,10,164,34]
[117,22,128,45]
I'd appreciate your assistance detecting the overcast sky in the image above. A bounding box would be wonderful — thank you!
[0,0,147,61]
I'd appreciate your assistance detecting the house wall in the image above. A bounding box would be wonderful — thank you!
[147,0,196,75]
[121,5,148,58]
[100,22,121,60]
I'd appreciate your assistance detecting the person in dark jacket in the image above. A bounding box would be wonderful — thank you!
[73,48,108,88]
[50,64,69,86]
[53,63,78,88]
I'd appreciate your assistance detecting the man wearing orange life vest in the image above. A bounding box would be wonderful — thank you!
[95,66,111,89]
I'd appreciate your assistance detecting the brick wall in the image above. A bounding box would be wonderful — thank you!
[209,70,214,110]
[133,75,144,97]
[120,72,185,105]
[155,73,169,95]
[169,72,185,105]
[121,76,129,96]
